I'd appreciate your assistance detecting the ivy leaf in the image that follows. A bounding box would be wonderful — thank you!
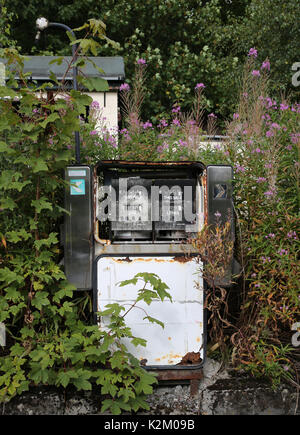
[32,157,48,173]
[0,197,16,210]
[82,77,109,92]
[0,141,15,154]
[31,291,50,310]
[143,316,165,329]
[131,337,147,347]
[72,369,92,391]
[39,113,60,129]
[31,197,53,213]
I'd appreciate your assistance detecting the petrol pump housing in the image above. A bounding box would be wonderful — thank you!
[63,160,234,383]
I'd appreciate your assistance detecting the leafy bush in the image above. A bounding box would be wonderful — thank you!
[0,34,172,414]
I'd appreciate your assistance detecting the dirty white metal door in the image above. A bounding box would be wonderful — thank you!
[97,255,204,366]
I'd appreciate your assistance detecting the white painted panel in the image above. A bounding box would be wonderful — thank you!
[87,91,118,133]
[97,256,204,366]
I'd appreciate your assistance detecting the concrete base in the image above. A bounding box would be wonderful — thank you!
[1,359,299,415]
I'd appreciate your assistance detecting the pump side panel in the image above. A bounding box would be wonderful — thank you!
[64,166,93,290]
[96,255,204,366]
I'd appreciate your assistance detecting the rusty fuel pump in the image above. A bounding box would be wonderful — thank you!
[62,160,235,391]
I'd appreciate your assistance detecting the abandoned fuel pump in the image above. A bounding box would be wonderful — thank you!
[63,160,234,382]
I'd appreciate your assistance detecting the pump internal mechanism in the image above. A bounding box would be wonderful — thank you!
[95,160,206,243]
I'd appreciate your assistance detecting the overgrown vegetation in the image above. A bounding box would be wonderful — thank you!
[0,24,174,415]
[0,14,299,415]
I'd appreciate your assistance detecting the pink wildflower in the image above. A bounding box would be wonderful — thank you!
[280,103,289,111]
[261,60,270,71]
[120,83,130,91]
[248,47,258,57]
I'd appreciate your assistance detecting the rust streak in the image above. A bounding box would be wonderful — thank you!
[172,256,192,263]
[177,352,202,366]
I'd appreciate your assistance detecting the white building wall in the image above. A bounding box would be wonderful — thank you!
[87,91,118,134]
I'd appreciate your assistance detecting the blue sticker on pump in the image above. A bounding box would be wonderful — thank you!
[70,179,85,195]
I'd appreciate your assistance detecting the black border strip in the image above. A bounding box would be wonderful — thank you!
[93,252,206,371]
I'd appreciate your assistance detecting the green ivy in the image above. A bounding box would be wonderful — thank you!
[0,28,172,414]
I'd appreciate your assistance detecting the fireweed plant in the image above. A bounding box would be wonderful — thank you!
[82,53,299,390]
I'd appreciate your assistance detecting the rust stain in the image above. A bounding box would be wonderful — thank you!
[172,255,192,263]
[99,160,204,167]
[112,256,132,263]
[161,353,183,360]
[177,351,202,366]
[156,369,203,382]
[196,337,201,343]
[168,337,172,341]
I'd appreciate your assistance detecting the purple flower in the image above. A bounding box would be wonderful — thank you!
[266,130,274,137]
[271,123,280,129]
[280,103,289,111]
[90,130,98,135]
[159,119,168,128]
[172,119,181,126]
[235,164,245,173]
[142,121,153,129]
[214,211,221,218]
[137,58,146,65]
[172,105,181,113]
[195,83,205,90]
[248,47,258,57]
[264,190,275,197]
[261,60,270,71]
[252,70,260,77]
[90,100,100,109]
[157,145,164,153]
[178,139,187,147]
[233,113,239,120]
[278,248,288,256]
[287,231,297,240]
[256,177,267,183]
[208,113,217,118]
[290,133,300,144]
[120,83,130,91]
[265,163,272,169]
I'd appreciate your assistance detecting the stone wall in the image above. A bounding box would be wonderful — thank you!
[2,359,298,415]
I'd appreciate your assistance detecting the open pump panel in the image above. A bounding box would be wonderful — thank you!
[63,161,234,372]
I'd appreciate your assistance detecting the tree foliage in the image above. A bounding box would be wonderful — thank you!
[4,0,300,122]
